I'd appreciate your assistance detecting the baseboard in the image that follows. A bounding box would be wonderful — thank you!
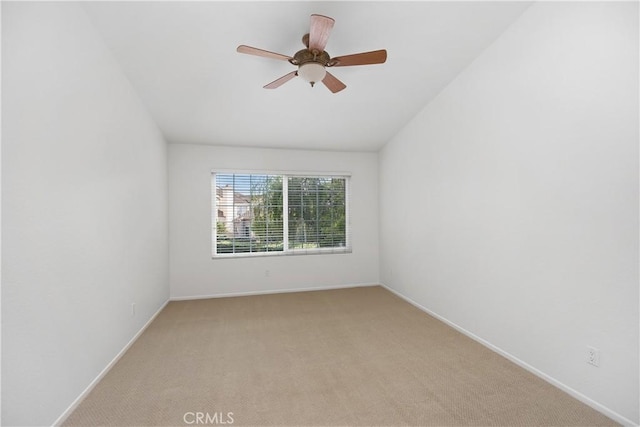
[379,283,637,427]
[52,299,170,427]
[170,282,379,301]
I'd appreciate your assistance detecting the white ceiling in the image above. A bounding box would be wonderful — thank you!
[82,1,531,152]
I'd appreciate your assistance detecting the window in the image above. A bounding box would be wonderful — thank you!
[212,172,350,257]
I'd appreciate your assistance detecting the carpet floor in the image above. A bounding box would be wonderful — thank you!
[63,286,617,426]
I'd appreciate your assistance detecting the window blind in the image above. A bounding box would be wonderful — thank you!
[212,172,351,257]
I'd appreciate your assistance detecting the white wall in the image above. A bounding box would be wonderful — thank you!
[379,2,638,424]
[2,3,169,426]
[169,144,378,299]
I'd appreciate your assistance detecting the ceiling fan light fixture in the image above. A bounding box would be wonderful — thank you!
[298,62,326,87]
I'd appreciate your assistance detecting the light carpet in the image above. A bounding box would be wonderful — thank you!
[63,286,617,426]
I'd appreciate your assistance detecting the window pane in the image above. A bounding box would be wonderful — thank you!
[287,176,347,250]
[215,174,283,254]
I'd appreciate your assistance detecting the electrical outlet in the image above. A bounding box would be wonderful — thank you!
[131,303,136,317]
[587,346,600,367]
[265,270,270,277]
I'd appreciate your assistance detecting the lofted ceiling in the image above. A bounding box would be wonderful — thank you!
[82,1,531,152]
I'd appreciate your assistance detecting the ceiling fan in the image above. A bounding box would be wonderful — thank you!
[237,14,387,93]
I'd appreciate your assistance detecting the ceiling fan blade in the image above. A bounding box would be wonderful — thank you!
[308,14,335,52]
[237,45,292,61]
[264,71,298,89]
[322,71,346,93]
[329,50,387,67]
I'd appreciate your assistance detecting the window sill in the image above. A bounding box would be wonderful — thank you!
[212,247,352,259]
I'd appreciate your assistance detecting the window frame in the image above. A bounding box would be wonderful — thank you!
[212,170,351,259]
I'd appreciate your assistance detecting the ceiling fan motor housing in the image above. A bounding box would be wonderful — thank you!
[289,49,331,67]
